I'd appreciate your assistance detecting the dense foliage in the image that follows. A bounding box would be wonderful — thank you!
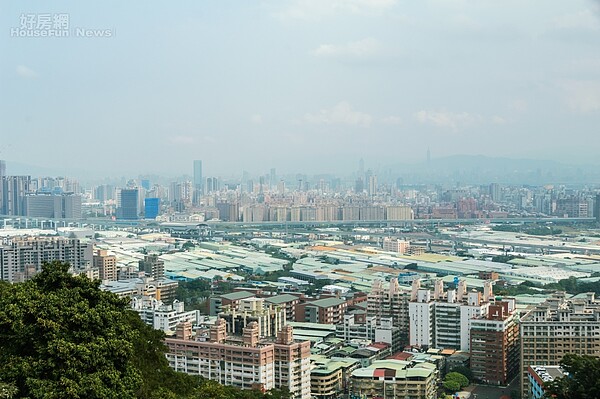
[0,261,289,399]
[442,372,469,393]
[544,354,600,399]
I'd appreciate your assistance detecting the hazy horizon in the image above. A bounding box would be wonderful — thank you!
[2,1,600,178]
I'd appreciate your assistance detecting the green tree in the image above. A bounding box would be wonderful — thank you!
[0,261,196,399]
[443,372,469,392]
[450,366,474,382]
[443,380,461,392]
[0,382,18,399]
[544,354,600,399]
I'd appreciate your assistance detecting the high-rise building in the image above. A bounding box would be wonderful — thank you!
[470,300,520,385]
[367,173,377,197]
[94,184,115,202]
[386,205,414,221]
[144,198,160,219]
[367,278,410,343]
[489,183,501,202]
[205,177,219,193]
[139,254,165,280]
[131,296,199,332]
[193,160,203,200]
[25,193,82,219]
[0,160,5,178]
[1,176,31,216]
[219,297,285,339]
[118,188,139,220]
[519,292,600,398]
[165,320,311,399]
[408,279,493,351]
[93,249,118,281]
[0,236,93,282]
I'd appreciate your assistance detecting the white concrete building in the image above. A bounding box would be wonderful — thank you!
[131,296,200,332]
[408,278,492,351]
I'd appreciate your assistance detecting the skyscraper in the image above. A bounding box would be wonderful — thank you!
[0,160,5,178]
[193,160,203,198]
[144,198,160,219]
[118,188,139,220]
[1,176,31,216]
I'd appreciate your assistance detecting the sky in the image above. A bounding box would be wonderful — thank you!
[1,0,600,178]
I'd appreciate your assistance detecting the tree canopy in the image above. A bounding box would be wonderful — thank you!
[443,372,469,393]
[544,354,600,399]
[0,261,289,399]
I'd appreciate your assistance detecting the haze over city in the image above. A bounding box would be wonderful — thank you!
[2,0,600,178]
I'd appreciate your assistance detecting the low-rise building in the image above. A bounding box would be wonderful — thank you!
[311,356,360,399]
[527,365,566,399]
[350,359,438,399]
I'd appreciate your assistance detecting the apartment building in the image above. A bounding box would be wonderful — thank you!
[100,276,179,303]
[349,359,438,399]
[131,296,200,332]
[165,320,311,399]
[209,290,257,315]
[382,238,410,254]
[311,356,359,399]
[408,279,493,351]
[336,314,402,353]
[264,293,301,321]
[520,292,600,398]
[470,300,520,385]
[93,249,117,281]
[219,297,285,338]
[0,235,93,282]
[367,278,410,343]
[296,297,347,324]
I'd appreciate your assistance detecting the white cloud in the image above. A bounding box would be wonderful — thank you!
[313,38,383,58]
[305,101,372,127]
[561,80,600,113]
[381,115,402,125]
[251,114,263,124]
[415,109,481,131]
[16,65,38,79]
[275,0,396,20]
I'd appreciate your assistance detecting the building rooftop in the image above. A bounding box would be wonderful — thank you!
[220,291,256,301]
[529,365,567,384]
[264,293,300,304]
[352,359,436,379]
[307,297,346,308]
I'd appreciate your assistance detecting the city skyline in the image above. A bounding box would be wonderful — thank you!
[2,1,600,177]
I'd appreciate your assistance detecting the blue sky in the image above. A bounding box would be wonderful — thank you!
[1,0,600,177]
